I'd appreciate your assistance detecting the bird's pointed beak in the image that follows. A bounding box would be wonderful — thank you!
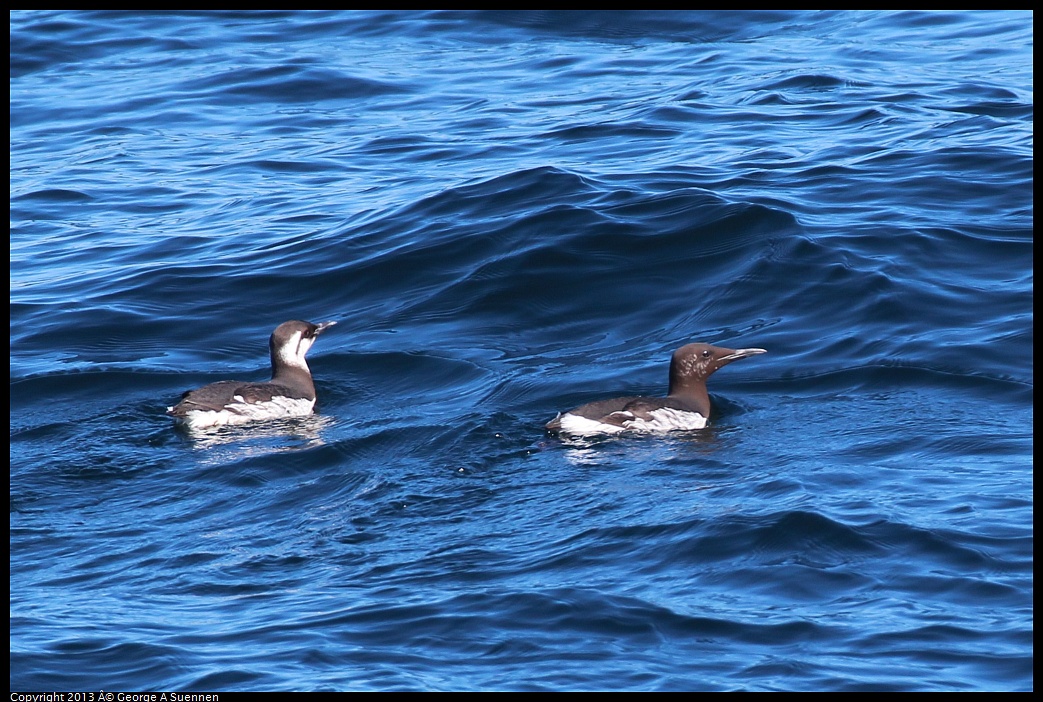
[314,321,337,335]
[718,347,767,364]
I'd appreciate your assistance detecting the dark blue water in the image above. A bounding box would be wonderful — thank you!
[10,11,1033,692]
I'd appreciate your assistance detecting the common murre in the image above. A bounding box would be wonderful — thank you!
[167,320,336,429]
[546,343,766,437]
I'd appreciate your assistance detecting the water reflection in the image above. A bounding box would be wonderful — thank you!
[175,413,336,452]
[549,425,730,467]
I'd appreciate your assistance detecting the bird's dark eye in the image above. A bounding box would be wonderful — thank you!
[702,350,712,358]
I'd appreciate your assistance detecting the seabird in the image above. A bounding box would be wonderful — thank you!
[546,343,766,436]
[167,319,336,429]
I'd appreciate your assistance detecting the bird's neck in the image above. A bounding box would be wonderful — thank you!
[667,380,711,417]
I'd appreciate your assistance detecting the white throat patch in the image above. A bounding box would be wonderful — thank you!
[276,331,313,370]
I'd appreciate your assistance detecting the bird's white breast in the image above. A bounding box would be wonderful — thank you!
[621,407,707,432]
[555,413,628,437]
[555,407,708,437]
[171,395,316,429]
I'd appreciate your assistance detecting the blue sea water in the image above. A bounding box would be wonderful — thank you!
[9,10,1033,692]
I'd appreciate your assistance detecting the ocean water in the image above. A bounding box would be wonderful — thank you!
[9,10,1032,692]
